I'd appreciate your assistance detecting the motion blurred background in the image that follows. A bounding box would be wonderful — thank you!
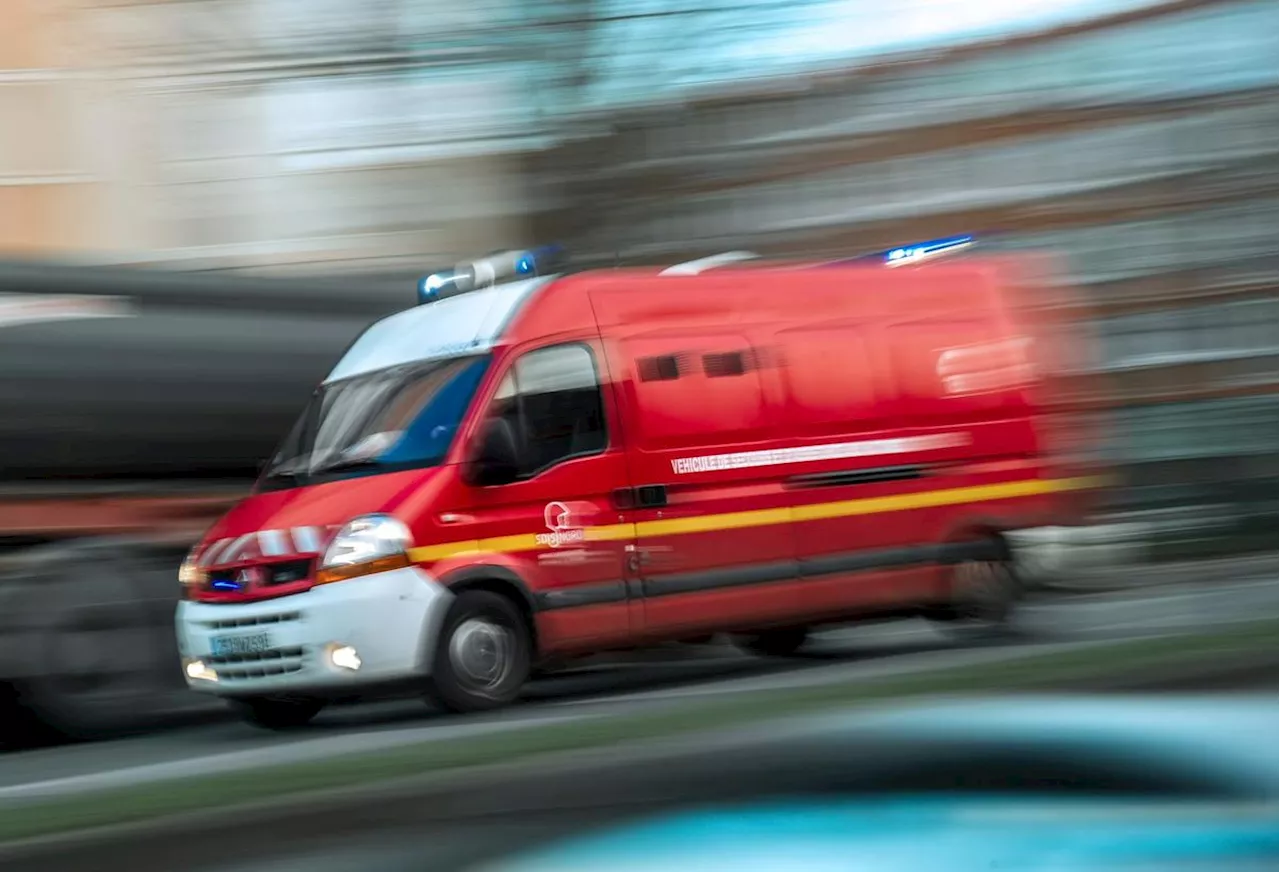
[2,0,1273,516]
[0,0,1275,867]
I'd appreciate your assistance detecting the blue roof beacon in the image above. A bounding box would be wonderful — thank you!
[417,245,567,305]
[821,234,976,269]
[881,234,975,266]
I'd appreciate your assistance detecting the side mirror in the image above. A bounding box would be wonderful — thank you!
[462,418,520,487]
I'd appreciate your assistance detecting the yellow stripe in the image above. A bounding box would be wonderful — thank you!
[790,477,1080,524]
[410,524,637,562]
[410,541,482,562]
[585,523,638,543]
[635,506,792,538]
[406,476,1101,562]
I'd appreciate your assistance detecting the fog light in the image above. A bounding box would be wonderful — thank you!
[327,644,361,672]
[184,658,218,682]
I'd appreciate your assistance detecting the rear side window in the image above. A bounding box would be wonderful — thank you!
[488,344,607,477]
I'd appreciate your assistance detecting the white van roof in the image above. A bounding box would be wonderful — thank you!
[323,276,549,384]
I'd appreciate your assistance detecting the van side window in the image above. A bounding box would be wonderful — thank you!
[637,354,684,382]
[702,351,751,378]
[490,344,607,477]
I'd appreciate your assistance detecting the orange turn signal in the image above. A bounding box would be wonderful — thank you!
[314,553,412,585]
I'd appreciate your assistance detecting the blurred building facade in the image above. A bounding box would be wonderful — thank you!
[1,0,1276,517]
[0,0,580,272]
[538,0,1279,515]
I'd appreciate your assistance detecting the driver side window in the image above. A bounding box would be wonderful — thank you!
[488,343,607,478]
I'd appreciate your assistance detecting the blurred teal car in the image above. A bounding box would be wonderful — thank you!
[482,696,1278,872]
[485,796,1276,871]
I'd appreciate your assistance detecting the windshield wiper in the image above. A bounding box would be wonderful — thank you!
[263,469,299,482]
[308,456,383,476]
[262,457,310,480]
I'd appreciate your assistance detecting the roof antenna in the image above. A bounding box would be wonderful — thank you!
[661,251,759,276]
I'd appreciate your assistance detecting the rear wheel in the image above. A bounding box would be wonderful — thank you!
[228,696,325,730]
[930,551,1023,640]
[732,627,809,657]
[428,590,531,713]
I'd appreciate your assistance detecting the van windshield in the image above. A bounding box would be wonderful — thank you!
[259,354,491,490]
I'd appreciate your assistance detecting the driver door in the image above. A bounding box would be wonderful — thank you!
[461,339,638,654]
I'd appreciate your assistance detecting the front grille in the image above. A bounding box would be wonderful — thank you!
[263,559,312,585]
[218,662,305,681]
[207,645,307,681]
[206,558,313,592]
[206,646,304,665]
[201,612,301,631]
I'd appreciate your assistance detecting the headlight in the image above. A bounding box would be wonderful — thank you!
[178,548,206,597]
[316,514,412,584]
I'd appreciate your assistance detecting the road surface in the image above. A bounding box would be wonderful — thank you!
[0,573,1273,799]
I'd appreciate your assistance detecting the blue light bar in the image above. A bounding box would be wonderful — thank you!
[514,244,567,277]
[881,234,974,266]
[514,252,538,276]
[417,269,461,304]
[417,244,568,305]
[822,234,976,269]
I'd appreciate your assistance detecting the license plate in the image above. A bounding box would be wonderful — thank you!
[210,632,272,657]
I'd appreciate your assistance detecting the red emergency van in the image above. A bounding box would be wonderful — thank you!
[175,245,1096,729]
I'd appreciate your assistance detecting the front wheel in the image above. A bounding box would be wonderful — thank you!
[732,627,809,657]
[428,591,531,713]
[228,696,325,730]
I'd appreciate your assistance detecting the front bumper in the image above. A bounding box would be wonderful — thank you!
[175,565,452,697]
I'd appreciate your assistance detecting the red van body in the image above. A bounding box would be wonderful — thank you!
[175,258,1096,726]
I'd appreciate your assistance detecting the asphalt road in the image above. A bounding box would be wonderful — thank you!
[0,573,1273,799]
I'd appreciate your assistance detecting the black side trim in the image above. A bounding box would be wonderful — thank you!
[641,540,992,601]
[643,561,797,598]
[787,464,929,490]
[799,544,948,578]
[535,581,629,610]
[495,541,1005,612]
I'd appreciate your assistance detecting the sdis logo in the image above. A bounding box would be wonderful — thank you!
[535,501,588,548]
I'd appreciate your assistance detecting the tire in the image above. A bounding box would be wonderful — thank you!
[732,627,809,657]
[9,541,188,741]
[930,550,1023,640]
[0,682,59,749]
[428,590,531,713]
[228,696,325,730]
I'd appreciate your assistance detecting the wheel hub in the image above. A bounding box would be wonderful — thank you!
[448,618,514,688]
[954,560,1014,623]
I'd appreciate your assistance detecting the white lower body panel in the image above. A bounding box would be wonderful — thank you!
[175,566,452,698]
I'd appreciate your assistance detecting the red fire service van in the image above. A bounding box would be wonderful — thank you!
[175,240,1097,729]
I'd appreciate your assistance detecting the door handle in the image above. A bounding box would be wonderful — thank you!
[626,544,669,564]
[611,485,669,510]
[438,512,475,525]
